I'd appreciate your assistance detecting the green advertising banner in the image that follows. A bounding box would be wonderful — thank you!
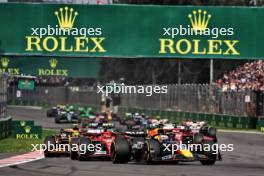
[12,120,42,139]
[18,79,35,90]
[0,56,100,78]
[0,4,263,59]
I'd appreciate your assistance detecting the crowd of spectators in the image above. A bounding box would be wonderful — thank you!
[217,60,264,92]
[35,76,68,86]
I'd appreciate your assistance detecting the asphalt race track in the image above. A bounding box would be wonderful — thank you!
[0,107,264,176]
[7,106,73,130]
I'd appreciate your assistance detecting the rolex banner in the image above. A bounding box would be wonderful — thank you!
[0,57,100,78]
[12,120,42,139]
[0,4,263,59]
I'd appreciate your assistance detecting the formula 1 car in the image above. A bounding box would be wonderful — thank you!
[78,107,95,118]
[55,105,80,123]
[69,122,117,161]
[120,113,149,130]
[111,124,221,165]
[131,113,148,126]
[94,113,112,123]
[147,117,169,127]
[44,126,80,157]
[46,104,65,117]
[183,120,207,133]
[78,111,129,132]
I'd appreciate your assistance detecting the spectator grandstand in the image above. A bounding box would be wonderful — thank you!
[217,60,264,92]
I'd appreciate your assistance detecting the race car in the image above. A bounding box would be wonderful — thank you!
[121,112,149,130]
[46,104,65,117]
[69,122,117,161]
[78,107,95,118]
[132,113,148,126]
[147,116,169,127]
[183,120,207,133]
[94,113,112,123]
[111,130,147,163]
[79,118,95,130]
[111,124,221,165]
[79,111,129,132]
[54,105,80,123]
[44,126,80,157]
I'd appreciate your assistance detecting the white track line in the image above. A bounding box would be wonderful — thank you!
[219,129,264,135]
[0,151,44,168]
[7,105,43,110]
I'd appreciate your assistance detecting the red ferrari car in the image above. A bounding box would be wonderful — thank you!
[70,122,117,161]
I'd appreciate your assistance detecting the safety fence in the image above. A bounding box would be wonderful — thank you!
[8,86,68,107]
[0,74,7,118]
[0,74,11,140]
[120,84,256,117]
[7,84,257,116]
[7,84,262,129]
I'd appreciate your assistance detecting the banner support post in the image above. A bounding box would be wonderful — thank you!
[210,59,214,85]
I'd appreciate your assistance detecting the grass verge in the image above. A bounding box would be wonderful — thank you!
[0,129,58,153]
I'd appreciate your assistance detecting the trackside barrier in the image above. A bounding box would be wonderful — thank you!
[8,85,257,117]
[257,117,264,132]
[0,117,12,140]
[6,84,260,130]
[118,106,257,129]
[0,74,9,140]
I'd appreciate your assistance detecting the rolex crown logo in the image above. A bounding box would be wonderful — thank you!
[55,6,78,30]
[1,57,9,68]
[188,9,211,33]
[49,58,58,69]
[20,121,26,127]
[24,126,31,134]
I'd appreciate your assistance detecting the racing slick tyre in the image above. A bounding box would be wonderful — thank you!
[77,137,92,161]
[200,126,217,138]
[111,137,131,164]
[193,133,204,144]
[44,136,56,157]
[143,139,160,164]
[47,109,52,117]
[55,116,61,123]
[70,138,79,160]
[207,127,217,138]
[200,140,217,165]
